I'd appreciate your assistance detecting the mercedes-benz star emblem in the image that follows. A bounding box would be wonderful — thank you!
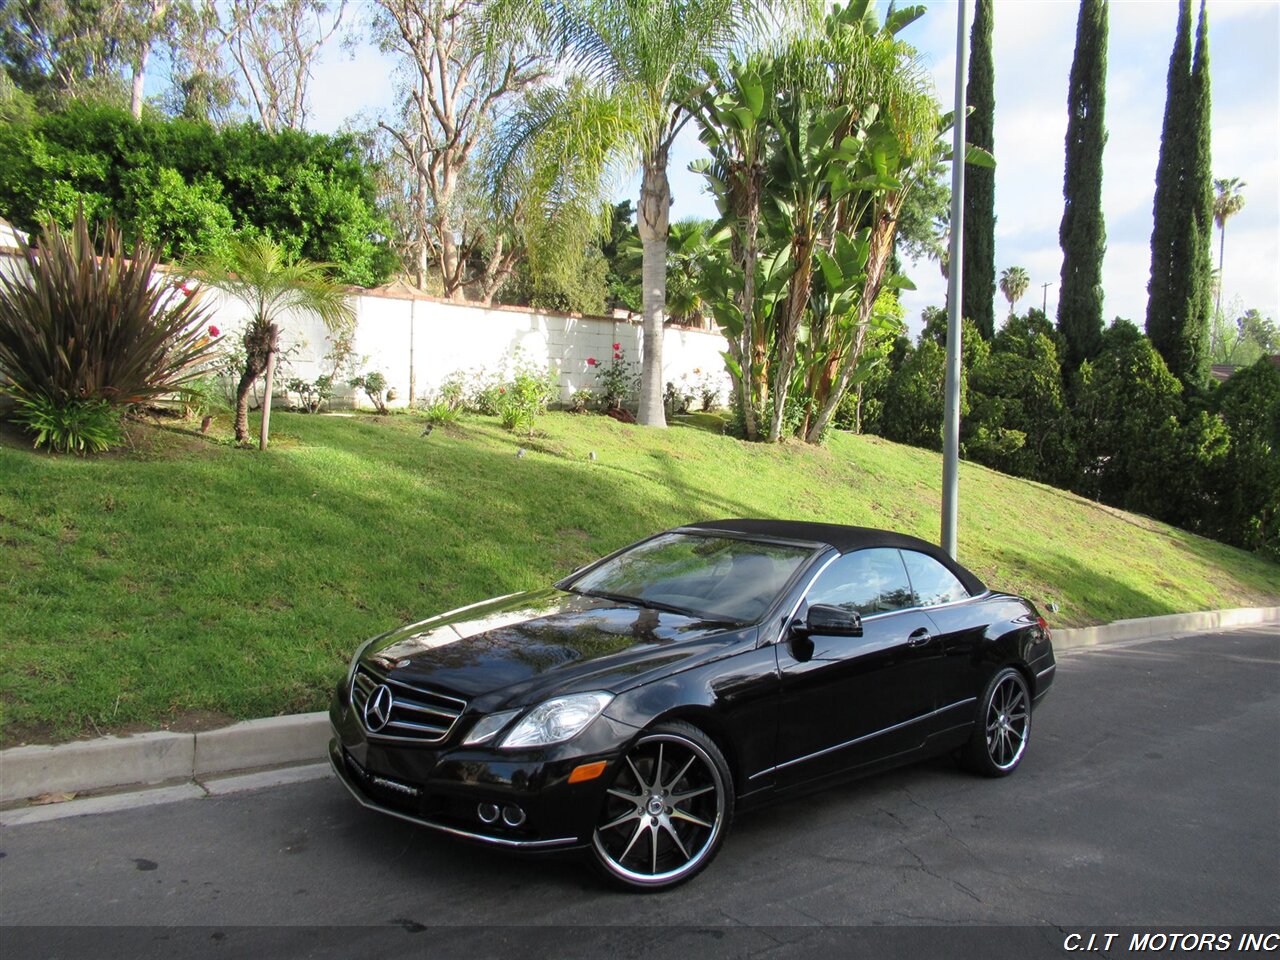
[364,684,394,732]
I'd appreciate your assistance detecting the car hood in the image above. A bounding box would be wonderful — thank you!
[360,588,749,709]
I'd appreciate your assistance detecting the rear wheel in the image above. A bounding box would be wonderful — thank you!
[590,721,733,890]
[962,667,1031,777]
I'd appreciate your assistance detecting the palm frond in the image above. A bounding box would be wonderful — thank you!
[186,236,355,334]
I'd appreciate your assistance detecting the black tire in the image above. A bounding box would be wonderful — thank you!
[962,666,1031,777]
[589,720,734,891]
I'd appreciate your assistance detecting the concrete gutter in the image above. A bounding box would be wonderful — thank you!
[2,606,1277,810]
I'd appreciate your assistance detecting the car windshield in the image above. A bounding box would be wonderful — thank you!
[569,533,818,624]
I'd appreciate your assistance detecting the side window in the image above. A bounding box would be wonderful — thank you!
[901,550,970,607]
[806,548,916,617]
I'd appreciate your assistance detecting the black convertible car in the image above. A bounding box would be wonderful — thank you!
[329,519,1055,889]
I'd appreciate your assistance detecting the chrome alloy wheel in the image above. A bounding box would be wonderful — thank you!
[986,672,1030,771]
[591,729,728,888]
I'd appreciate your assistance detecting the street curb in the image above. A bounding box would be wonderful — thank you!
[1051,605,1279,651]
[0,712,329,806]
[2,607,1277,808]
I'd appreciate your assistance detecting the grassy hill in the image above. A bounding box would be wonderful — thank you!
[2,410,1276,744]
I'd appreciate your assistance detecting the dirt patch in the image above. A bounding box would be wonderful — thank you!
[2,708,241,749]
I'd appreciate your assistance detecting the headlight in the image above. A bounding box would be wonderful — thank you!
[463,709,521,746]
[499,692,614,749]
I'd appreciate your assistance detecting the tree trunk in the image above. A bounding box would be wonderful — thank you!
[258,324,280,450]
[737,198,760,441]
[130,51,148,119]
[1216,224,1226,323]
[636,152,671,428]
[804,216,897,444]
[768,237,815,442]
[233,362,261,443]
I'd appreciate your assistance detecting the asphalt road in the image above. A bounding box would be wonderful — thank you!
[2,627,1277,958]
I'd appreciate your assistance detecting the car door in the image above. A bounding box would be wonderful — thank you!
[773,548,942,787]
[900,548,987,727]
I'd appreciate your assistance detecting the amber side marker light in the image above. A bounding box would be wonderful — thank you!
[569,761,607,783]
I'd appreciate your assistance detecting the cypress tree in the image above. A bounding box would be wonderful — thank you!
[961,0,996,340]
[1146,0,1214,388]
[1185,1,1215,387]
[1057,0,1108,371]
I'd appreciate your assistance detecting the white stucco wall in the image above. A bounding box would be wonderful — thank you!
[0,246,734,411]
[199,286,732,411]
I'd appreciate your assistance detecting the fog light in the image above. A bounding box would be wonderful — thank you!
[477,802,500,824]
[501,804,526,827]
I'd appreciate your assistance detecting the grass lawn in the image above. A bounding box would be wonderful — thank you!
[2,409,1277,745]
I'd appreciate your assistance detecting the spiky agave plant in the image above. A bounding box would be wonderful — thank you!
[0,211,221,452]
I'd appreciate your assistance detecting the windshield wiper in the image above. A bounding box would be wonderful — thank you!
[570,588,742,625]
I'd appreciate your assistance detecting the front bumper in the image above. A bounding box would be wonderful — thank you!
[329,693,637,850]
[329,740,580,849]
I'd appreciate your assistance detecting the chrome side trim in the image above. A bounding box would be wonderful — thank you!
[328,749,579,850]
[748,697,978,780]
[1035,663,1057,680]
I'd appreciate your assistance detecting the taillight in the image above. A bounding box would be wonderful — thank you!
[1037,615,1051,637]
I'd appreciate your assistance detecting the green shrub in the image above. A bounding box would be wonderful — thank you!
[177,376,224,419]
[498,365,557,436]
[0,102,397,286]
[0,211,221,448]
[285,375,335,413]
[590,347,638,410]
[665,378,695,416]
[422,401,461,425]
[569,388,596,412]
[8,391,123,454]
[1212,356,1280,560]
[349,371,390,414]
[436,372,466,411]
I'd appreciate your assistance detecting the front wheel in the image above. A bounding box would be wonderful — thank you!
[962,666,1031,777]
[590,721,733,890]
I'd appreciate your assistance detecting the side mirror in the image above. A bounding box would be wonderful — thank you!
[800,603,863,637]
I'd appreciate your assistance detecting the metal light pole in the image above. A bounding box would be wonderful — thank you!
[941,0,969,560]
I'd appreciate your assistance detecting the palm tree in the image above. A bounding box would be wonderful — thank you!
[192,237,355,446]
[1213,177,1246,322]
[999,266,1030,318]
[495,0,763,427]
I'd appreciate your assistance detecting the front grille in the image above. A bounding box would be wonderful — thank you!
[350,664,467,744]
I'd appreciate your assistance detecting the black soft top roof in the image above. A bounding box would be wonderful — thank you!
[680,518,987,596]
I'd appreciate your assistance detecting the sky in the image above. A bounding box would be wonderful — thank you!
[303,0,1280,336]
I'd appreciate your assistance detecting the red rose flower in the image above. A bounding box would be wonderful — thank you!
[613,352,622,360]
[587,357,598,366]
[612,342,621,350]
[208,325,220,337]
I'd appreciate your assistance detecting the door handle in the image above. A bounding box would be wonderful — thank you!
[907,627,932,647]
